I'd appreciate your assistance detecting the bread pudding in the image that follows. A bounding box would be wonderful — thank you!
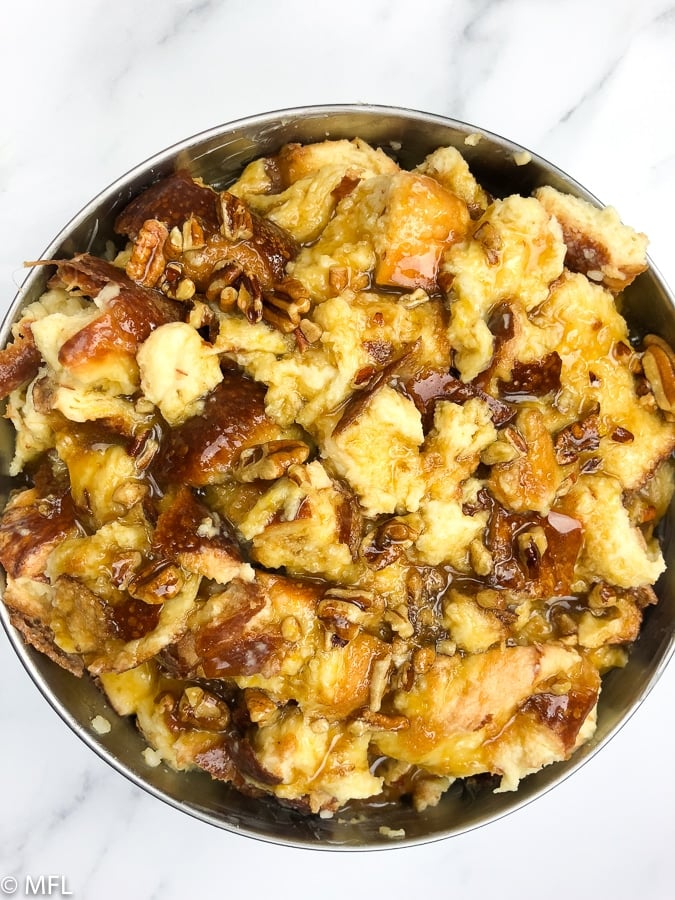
[1,136,674,817]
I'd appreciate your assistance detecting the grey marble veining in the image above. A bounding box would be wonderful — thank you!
[1,1,675,898]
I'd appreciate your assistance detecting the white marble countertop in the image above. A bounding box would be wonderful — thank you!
[1,1,675,897]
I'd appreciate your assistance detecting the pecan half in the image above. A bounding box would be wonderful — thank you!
[125,219,169,287]
[642,334,675,416]
[218,192,254,241]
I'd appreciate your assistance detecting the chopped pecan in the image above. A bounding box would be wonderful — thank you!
[329,265,349,294]
[642,334,675,416]
[204,260,244,303]
[334,482,363,560]
[497,352,562,400]
[177,685,231,731]
[318,587,385,641]
[412,645,436,675]
[157,260,195,301]
[516,526,548,569]
[316,602,360,642]
[219,193,298,281]
[298,318,323,344]
[236,276,264,324]
[243,688,279,726]
[612,339,642,374]
[233,439,310,482]
[128,428,160,471]
[328,265,370,295]
[363,518,420,570]
[261,279,311,333]
[553,408,601,465]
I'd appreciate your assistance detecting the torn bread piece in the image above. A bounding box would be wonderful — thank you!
[535,185,648,291]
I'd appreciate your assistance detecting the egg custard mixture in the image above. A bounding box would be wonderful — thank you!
[1,138,674,816]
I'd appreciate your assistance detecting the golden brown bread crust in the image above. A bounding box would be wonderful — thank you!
[0,321,42,400]
[534,185,649,292]
[114,170,220,238]
[7,607,85,676]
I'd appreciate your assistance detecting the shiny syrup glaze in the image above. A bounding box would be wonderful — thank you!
[154,373,280,487]
[400,367,515,431]
[114,170,221,238]
[0,322,42,400]
[111,596,161,641]
[497,352,562,400]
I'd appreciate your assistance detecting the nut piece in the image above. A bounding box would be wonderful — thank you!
[182,216,206,252]
[298,318,323,344]
[244,688,279,726]
[205,260,245,303]
[517,526,548,568]
[363,518,420,570]
[642,334,675,416]
[237,277,264,324]
[353,709,410,731]
[233,440,310,482]
[219,191,254,241]
[261,279,311,333]
[318,587,385,641]
[329,266,349,294]
[412,646,436,675]
[554,409,601,465]
[384,605,414,639]
[369,655,392,711]
[126,219,169,287]
[178,686,231,731]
